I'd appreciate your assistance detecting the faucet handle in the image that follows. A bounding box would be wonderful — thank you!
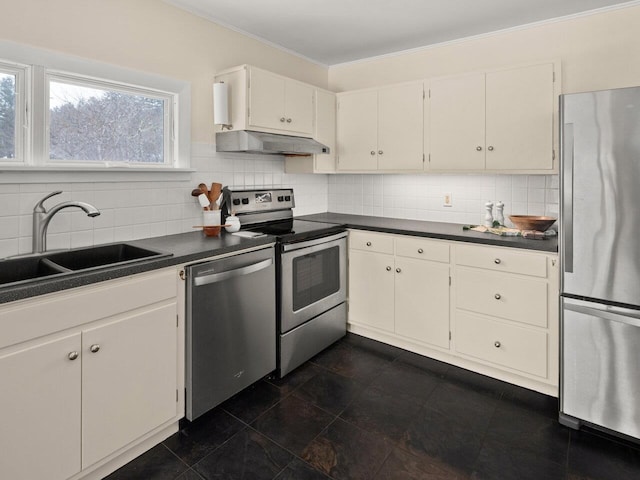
[34,191,63,213]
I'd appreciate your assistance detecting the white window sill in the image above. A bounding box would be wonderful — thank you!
[0,165,195,183]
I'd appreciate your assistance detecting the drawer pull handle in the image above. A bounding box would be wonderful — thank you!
[286,118,292,123]
[370,151,376,156]
[494,341,501,348]
[90,344,100,353]
[280,117,286,122]
[386,266,392,271]
[494,258,501,264]
[494,293,501,300]
[68,351,79,361]
[366,241,372,247]
[417,248,424,254]
[396,268,402,273]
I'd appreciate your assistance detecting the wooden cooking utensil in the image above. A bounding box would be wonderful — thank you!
[198,183,209,197]
[209,183,223,209]
[191,188,203,197]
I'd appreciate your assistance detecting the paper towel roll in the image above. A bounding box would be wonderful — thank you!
[213,82,229,125]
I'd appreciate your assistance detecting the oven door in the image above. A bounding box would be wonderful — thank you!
[280,231,347,333]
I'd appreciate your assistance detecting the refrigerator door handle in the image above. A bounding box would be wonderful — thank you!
[564,298,640,327]
[562,122,574,273]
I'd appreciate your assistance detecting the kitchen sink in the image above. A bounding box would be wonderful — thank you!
[0,243,172,288]
[0,256,68,286]
[45,243,171,271]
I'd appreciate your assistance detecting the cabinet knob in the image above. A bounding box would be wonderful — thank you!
[476,146,483,151]
[488,146,494,151]
[370,151,376,156]
[494,258,501,264]
[366,241,372,246]
[386,266,392,271]
[494,341,501,348]
[286,118,292,123]
[280,117,286,122]
[68,351,79,361]
[89,344,100,353]
[396,268,402,273]
[417,248,424,254]
[494,293,501,300]
[378,150,383,155]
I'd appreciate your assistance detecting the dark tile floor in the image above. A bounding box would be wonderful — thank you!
[106,333,640,480]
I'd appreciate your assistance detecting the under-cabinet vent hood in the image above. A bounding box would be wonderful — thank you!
[215,130,330,156]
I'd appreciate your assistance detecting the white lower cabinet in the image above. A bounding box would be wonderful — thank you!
[0,333,82,480]
[348,231,451,350]
[0,268,181,480]
[347,229,559,396]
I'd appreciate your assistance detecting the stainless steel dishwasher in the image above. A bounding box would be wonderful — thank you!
[185,245,276,421]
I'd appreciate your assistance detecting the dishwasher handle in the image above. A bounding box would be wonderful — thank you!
[193,258,273,287]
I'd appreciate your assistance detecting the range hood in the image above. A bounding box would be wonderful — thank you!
[215,130,330,156]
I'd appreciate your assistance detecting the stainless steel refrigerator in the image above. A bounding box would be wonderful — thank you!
[559,86,640,440]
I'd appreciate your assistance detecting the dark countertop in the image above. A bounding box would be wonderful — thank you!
[0,231,276,305]
[296,213,558,253]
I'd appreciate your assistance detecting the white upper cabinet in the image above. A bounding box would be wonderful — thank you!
[429,73,486,170]
[248,67,314,136]
[337,82,424,172]
[485,63,554,170]
[332,60,558,174]
[428,62,557,173]
[285,88,337,174]
[214,65,315,137]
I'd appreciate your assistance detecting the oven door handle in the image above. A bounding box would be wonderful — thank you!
[193,258,273,287]
[282,231,348,252]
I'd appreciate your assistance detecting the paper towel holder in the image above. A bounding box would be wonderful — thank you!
[213,81,232,130]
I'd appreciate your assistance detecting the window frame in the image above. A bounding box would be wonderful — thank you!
[0,40,191,178]
[44,70,176,168]
[0,60,29,164]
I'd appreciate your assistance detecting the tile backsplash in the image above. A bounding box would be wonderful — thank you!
[0,144,559,260]
[0,143,328,258]
[327,173,559,227]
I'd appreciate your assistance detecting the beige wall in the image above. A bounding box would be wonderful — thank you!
[328,5,640,95]
[0,0,327,144]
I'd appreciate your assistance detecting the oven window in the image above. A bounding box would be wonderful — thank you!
[292,246,340,311]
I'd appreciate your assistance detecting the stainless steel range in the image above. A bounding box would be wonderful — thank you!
[222,187,347,377]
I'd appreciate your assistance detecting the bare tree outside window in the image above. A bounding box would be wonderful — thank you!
[0,73,16,159]
[49,81,166,163]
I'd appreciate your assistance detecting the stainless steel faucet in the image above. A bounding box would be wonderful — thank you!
[32,191,101,253]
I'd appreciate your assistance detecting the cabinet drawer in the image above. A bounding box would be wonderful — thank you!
[455,244,547,278]
[455,311,548,378]
[396,236,449,263]
[456,267,548,328]
[349,230,394,254]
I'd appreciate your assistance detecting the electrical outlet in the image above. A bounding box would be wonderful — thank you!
[443,192,453,207]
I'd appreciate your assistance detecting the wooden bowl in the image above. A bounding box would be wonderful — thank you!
[509,215,557,232]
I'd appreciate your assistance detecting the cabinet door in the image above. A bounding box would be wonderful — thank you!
[0,334,81,480]
[485,63,554,170]
[314,89,336,172]
[284,79,314,135]
[378,83,424,170]
[337,90,378,171]
[348,249,394,332]
[82,303,177,467]
[429,73,485,170]
[395,257,450,349]
[249,67,286,131]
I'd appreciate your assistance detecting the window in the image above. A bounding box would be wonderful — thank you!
[47,74,173,165]
[0,62,26,162]
[0,41,190,173]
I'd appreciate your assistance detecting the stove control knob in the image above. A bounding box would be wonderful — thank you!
[278,196,284,202]
[241,198,249,205]
[232,199,241,206]
[285,195,291,201]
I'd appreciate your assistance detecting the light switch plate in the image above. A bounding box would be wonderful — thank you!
[443,192,453,207]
